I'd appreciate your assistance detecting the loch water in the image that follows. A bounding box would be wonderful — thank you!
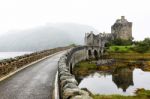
[0,52,32,60]
[77,67,150,95]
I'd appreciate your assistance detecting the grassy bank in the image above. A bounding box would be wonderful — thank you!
[74,59,150,99]
[73,61,97,76]
[74,58,150,76]
[106,53,150,60]
[73,50,150,99]
[107,46,133,53]
[107,45,150,53]
[92,89,150,99]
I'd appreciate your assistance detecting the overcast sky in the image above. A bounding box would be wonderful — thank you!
[0,0,149,40]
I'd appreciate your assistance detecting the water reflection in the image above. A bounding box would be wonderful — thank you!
[77,67,150,95]
[112,67,134,92]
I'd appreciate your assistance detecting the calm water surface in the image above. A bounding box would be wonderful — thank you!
[78,68,150,95]
[0,52,32,60]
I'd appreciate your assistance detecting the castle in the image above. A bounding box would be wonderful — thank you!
[85,16,132,47]
[111,16,132,40]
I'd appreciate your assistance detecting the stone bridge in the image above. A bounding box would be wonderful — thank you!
[58,46,100,99]
[0,45,101,99]
[66,46,100,74]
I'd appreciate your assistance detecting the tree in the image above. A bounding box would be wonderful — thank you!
[133,38,150,53]
[106,38,132,46]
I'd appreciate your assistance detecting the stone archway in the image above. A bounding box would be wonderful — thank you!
[70,63,73,74]
[94,50,98,60]
[88,50,92,58]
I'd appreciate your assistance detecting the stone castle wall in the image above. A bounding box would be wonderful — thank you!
[111,16,132,40]
[85,16,133,47]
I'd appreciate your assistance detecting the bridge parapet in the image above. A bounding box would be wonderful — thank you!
[58,46,100,99]
[0,46,70,77]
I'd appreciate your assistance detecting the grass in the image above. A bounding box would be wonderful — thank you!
[74,52,150,74]
[92,94,148,99]
[74,50,150,99]
[74,60,150,99]
[107,45,150,53]
[73,60,129,77]
[107,46,133,53]
[74,60,115,77]
[73,61,97,76]
[74,52,150,76]
[92,89,150,99]
[106,53,150,60]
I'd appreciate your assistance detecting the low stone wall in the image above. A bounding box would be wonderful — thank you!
[58,46,100,99]
[0,46,70,77]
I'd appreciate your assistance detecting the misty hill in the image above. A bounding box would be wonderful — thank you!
[0,23,98,51]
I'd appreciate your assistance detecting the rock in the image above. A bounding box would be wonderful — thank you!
[59,71,72,77]
[61,78,78,88]
[60,75,75,81]
[63,88,91,99]
[71,95,93,99]
[59,66,69,71]
[63,83,78,90]
[63,88,81,99]
[81,88,93,96]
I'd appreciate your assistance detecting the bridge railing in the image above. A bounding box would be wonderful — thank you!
[0,46,71,77]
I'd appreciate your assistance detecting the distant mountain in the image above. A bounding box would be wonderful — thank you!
[0,23,98,51]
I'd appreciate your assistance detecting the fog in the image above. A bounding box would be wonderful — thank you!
[0,23,98,51]
[0,0,149,51]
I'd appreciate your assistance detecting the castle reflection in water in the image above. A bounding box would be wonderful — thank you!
[112,67,134,92]
[76,67,135,92]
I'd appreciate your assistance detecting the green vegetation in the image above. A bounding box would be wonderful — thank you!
[106,38,133,47]
[106,38,132,46]
[132,38,150,53]
[92,89,150,99]
[106,38,150,53]
[74,60,150,99]
[74,54,150,98]
[107,46,133,53]
[69,43,77,47]
[74,59,130,76]
[105,52,150,71]
[107,53,150,60]
[75,38,150,99]
[73,61,97,76]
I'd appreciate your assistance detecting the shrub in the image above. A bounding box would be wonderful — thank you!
[133,38,150,53]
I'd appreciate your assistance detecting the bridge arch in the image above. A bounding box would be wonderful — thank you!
[88,50,92,58]
[94,50,99,60]
[58,46,100,98]
[70,63,73,74]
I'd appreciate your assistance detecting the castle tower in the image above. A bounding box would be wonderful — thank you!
[111,16,132,40]
[84,31,97,46]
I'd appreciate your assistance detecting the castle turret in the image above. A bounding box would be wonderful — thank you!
[111,16,132,40]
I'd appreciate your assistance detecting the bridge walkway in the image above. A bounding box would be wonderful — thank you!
[0,51,65,99]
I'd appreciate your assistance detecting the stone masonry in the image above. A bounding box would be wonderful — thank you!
[58,46,101,99]
[111,16,132,40]
[0,46,70,77]
[85,16,133,48]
